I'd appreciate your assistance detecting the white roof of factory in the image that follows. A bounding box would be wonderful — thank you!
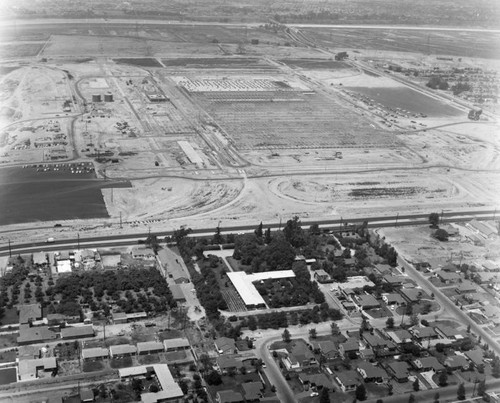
[227,270,295,307]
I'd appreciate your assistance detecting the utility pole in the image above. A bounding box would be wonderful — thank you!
[77,233,80,251]
[395,213,399,227]
[120,212,122,229]
[8,240,11,258]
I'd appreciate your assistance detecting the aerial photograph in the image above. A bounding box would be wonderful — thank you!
[0,0,499,402]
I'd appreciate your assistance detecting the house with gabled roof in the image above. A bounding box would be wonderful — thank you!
[216,356,243,374]
[335,371,359,392]
[355,294,380,310]
[215,337,237,355]
[444,355,470,371]
[386,329,412,344]
[241,382,264,402]
[299,372,331,389]
[434,324,465,340]
[382,293,405,306]
[413,357,444,372]
[437,271,461,284]
[410,326,438,340]
[362,333,395,351]
[339,338,359,358]
[357,361,388,383]
[282,341,318,371]
[216,390,244,403]
[400,288,430,304]
[465,348,484,368]
[387,361,410,382]
[456,280,478,294]
[310,340,338,360]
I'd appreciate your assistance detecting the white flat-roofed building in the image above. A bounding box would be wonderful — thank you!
[163,338,190,352]
[82,347,109,360]
[226,270,296,310]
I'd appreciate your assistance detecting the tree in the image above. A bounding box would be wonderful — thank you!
[205,370,222,385]
[410,313,420,327]
[355,384,367,401]
[331,322,340,336]
[386,317,395,329]
[438,371,448,386]
[433,229,448,241]
[255,222,263,238]
[413,378,420,392]
[387,383,393,396]
[408,394,416,403]
[457,383,466,400]
[265,228,272,244]
[477,379,486,396]
[492,357,500,378]
[319,387,330,403]
[429,212,440,228]
[282,328,291,343]
[283,216,306,247]
[434,392,440,403]
[309,328,317,339]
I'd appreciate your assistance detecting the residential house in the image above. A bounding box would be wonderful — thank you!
[130,247,155,260]
[81,347,109,361]
[241,382,264,402]
[355,294,380,310]
[100,252,121,269]
[465,348,485,368]
[32,252,48,267]
[474,271,499,284]
[386,329,412,345]
[387,361,410,383]
[383,275,407,287]
[314,269,331,283]
[437,271,461,284]
[18,357,58,381]
[335,371,359,392]
[359,348,375,361]
[216,356,243,374]
[60,325,94,339]
[339,338,359,358]
[283,342,318,371]
[216,390,244,403]
[310,340,338,360]
[18,303,42,324]
[137,341,164,355]
[362,333,396,351]
[46,313,80,326]
[444,355,470,371]
[400,288,430,304]
[413,357,445,372]
[374,264,392,275]
[441,224,460,238]
[215,337,237,355]
[456,280,478,294]
[466,219,497,239]
[442,263,459,272]
[157,248,191,283]
[482,261,499,272]
[298,372,331,389]
[110,344,137,358]
[163,338,191,352]
[79,390,94,403]
[382,293,405,306]
[483,305,500,320]
[357,362,388,383]
[410,326,438,341]
[434,324,466,340]
[170,284,186,303]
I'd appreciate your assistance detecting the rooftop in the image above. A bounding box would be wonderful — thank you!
[163,338,190,349]
[18,303,42,324]
[137,341,164,353]
[110,344,137,355]
[60,325,94,339]
[82,347,109,360]
[226,270,295,307]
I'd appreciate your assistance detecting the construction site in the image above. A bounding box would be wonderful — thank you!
[0,18,499,240]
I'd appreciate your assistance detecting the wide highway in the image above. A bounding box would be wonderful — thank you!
[0,209,497,256]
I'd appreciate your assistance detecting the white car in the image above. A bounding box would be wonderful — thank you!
[310,391,319,397]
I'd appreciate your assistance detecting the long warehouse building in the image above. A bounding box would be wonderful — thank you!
[226,270,295,310]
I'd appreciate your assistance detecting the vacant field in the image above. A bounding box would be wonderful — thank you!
[162,57,275,70]
[0,43,43,58]
[113,58,163,67]
[305,29,500,60]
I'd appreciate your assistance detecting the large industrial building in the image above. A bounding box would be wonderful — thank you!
[226,270,295,310]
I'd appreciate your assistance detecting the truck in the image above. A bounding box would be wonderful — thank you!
[46,237,55,243]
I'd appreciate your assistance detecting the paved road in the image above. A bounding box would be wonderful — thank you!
[2,18,499,33]
[1,209,498,254]
[398,255,500,357]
